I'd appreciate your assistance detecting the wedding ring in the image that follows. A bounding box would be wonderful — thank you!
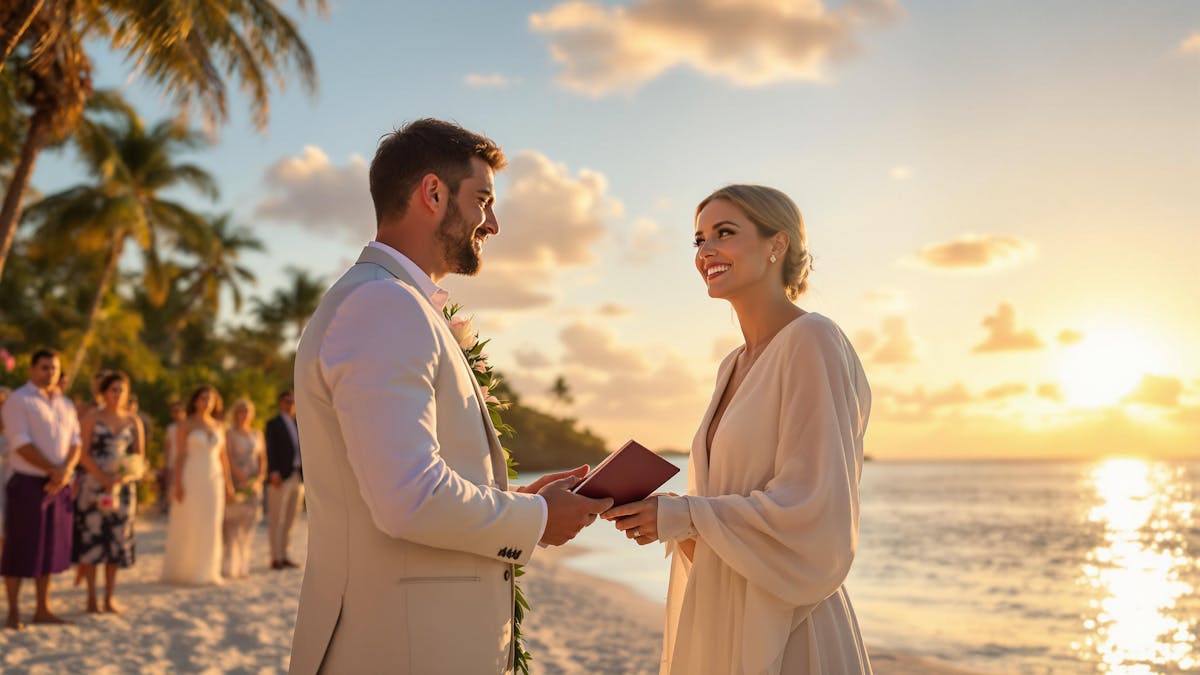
[632,528,641,537]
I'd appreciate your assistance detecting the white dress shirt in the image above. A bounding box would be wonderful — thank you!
[334,241,547,537]
[1,382,81,478]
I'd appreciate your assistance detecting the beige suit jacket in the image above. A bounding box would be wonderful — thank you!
[289,245,544,674]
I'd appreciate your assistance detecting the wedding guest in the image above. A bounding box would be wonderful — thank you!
[1,349,81,630]
[265,389,303,570]
[0,386,10,561]
[160,385,232,586]
[74,371,145,613]
[604,185,873,674]
[223,399,266,578]
[159,401,185,513]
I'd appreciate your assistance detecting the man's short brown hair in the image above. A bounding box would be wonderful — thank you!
[369,118,507,225]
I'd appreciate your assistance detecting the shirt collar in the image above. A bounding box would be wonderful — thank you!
[367,241,450,312]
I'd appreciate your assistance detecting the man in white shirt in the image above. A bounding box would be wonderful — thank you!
[288,119,613,673]
[1,349,81,630]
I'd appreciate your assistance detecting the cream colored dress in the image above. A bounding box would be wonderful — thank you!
[656,313,872,675]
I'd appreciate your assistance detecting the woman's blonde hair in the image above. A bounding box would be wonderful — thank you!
[230,398,256,424]
[696,184,812,300]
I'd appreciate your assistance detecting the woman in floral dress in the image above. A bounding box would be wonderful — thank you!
[223,398,266,578]
[74,371,145,613]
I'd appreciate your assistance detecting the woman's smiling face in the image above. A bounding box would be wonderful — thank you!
[694,198,777,300]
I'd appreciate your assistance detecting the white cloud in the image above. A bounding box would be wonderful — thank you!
[625,217,670,264]
[513,347,553,369]
[1057,329,1084,346]
[560,321,647,372]
[1124,375,1184,407]
[1180,31,1200,55]
[712,334,742,360]
[910,234,1036,272]
[444,150,622,311]
[872,382,971,422]
[464,73,516,88]
[254,146,373,240]
[858,315,917,365]
[972,303,1044,353]
[863,288,906,313]
[489,151,620,267]
[597,303,633,317]
[529,0,902,96]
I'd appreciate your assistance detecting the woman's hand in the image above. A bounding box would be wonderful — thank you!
[174,484,185,503]
[602,496,660,545]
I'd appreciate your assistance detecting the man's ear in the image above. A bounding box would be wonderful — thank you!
[418,173,444,213]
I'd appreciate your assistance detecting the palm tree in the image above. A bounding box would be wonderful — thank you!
[163,213,263,362]
[253,266,325,346]
[0,4,91,284]
[549,375,574,412]
[0,0,326,282]
[0,1,44,67]
[180,214,263,316]
[22,104,218,389]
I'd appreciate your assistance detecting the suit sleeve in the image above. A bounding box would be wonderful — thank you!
[264,419,282,475]
[319,280,544,564]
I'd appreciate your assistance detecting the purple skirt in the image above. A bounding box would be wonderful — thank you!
[0,473,74,578]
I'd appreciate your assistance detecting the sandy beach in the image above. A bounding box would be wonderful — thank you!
[0,515,978,674]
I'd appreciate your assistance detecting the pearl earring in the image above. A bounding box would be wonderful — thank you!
[769,254,777,263]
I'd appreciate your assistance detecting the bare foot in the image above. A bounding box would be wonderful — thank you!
[5,614,23,630]
[103,600,123,614]
[31,611,71,625]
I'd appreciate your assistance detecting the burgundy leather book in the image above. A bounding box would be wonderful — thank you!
[571,440,681,506]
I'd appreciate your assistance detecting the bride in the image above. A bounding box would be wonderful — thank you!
[604,185,873,674]
[162,385,234,585]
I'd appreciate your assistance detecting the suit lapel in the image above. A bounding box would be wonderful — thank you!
[354,246,509,489]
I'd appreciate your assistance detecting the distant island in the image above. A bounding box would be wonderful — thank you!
[656,448,690,457]
[494,376,608,472]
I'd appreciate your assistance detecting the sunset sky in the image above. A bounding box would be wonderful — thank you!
[34,1,1200,459]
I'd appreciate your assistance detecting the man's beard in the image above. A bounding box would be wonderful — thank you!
[434,197,482,276]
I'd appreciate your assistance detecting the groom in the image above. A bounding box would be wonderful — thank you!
[289,119,612,674]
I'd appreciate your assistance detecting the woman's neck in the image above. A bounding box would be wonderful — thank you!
[730,289,804,354]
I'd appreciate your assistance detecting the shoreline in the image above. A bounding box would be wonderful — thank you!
[524,543,984,675]
[1,515,982,673]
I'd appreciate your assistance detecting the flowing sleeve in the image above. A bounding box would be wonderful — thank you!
[676,320,869,607]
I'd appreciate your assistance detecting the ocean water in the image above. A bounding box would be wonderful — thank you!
[519,458,1200,674]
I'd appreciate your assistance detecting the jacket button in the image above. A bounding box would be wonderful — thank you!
[503,569,511,581]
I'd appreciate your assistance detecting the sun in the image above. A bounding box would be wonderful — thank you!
[1058,329,1163,408]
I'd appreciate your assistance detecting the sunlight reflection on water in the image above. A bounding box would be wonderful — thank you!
[1077,458,1197,673]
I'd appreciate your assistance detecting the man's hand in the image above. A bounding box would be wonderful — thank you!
[538,476,613,546]
[269,472,282,488]
[44,466,70,495]
[516,464,589,494]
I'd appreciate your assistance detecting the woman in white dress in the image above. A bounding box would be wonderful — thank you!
[605,185,873,674]
[161,385,234,585]
[222,398,266,578]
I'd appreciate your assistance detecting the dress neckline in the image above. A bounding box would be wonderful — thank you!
[702,312,815,461]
